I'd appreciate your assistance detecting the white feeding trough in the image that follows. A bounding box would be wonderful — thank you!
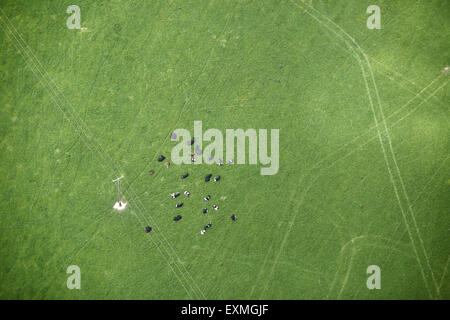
[113,201,127,211]
[112,176,127,211]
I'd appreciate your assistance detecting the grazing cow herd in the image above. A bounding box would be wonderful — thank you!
[145,151,237,236]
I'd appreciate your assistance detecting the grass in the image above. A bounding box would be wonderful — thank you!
[0,0,448,299]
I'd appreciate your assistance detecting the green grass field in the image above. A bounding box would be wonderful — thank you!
[0,0,448,299]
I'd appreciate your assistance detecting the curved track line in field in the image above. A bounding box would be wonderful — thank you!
[327,235,365,299]
[303,1,442,299]
[256,0,440,299]
[327,234,416,299]
[0,9,206,299]
[303,3,434,299]
[302,0,440,298]
[371,57,448,108]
